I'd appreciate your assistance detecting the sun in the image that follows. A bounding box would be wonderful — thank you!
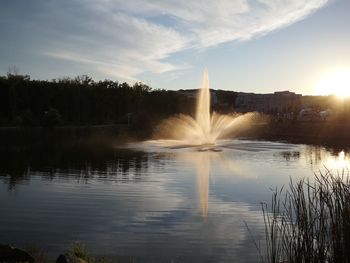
[316,69,350,98]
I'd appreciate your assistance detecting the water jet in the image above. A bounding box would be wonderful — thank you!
[154,70,256,148]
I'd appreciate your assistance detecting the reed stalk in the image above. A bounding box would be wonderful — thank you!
[261,170,350,263]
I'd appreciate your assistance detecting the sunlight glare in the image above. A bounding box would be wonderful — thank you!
[316,69,350,98]
[325,150,350,170]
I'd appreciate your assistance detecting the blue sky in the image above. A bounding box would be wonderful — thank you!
[0,0,349,94]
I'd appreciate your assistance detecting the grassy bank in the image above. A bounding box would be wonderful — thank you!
[241,121,350,148]
[266,121,350,144]
[0,125,137,150]
[15,242,137,263]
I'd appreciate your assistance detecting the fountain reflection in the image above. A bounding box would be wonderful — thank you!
[195,153,209,218]
[173,151,252,218]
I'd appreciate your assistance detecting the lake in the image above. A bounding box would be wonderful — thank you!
[0,139,349,262]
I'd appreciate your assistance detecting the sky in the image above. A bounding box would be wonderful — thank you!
[0,0,349,95]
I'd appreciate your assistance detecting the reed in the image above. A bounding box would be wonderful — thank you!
[261,170,350,263]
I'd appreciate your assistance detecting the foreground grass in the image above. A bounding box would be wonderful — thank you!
[25,242,135,263]
[66,242,114,263]
[260,170,350,263]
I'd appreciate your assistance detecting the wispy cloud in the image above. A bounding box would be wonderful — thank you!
[110,0,329,47]
[4,0,329,79]
[38,4,189,80]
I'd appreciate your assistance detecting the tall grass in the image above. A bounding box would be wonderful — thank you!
[261,170,350,263]
[67,242,112,263]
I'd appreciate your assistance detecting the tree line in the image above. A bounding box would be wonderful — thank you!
[0,73,193,130]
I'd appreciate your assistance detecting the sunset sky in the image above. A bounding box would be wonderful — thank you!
[1,0,349,95]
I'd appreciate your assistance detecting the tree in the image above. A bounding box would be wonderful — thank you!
[42,108,63,130]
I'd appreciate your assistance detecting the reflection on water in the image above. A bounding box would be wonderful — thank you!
[175,151,255,218]
[0,146,150,190]
[277,145,350,171]
[193,153,210,218]
[0,140,350,262]
[279,151,300,161]
[324,150,350,170]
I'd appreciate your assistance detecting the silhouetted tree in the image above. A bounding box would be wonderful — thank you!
[0,74,192,132]
[42,108,63,130]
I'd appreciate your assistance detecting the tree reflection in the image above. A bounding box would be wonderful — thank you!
[278,151,300,162]
[302,146,350,170]
[0,145,151,190]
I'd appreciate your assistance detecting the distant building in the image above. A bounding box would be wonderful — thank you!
[179,89,218,106]
[235,91,302,113]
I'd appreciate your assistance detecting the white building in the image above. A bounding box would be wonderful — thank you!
[235,91,302,113]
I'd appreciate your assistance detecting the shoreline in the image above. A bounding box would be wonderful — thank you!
[0,121,350,150]
[249,122,350,148]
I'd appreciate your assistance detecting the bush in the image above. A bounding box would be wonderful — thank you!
[42,108,63,129]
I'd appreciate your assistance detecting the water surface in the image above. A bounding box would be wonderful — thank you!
[0,140,349,262]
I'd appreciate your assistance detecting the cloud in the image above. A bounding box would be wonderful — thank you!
[110,0,328,47]
[6,0,329,79]
[38,4,189,80]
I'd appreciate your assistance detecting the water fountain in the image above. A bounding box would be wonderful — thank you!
[125,70,268,217]
[153,70,257,149]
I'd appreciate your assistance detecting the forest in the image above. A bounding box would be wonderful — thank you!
[0,73,194,131]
